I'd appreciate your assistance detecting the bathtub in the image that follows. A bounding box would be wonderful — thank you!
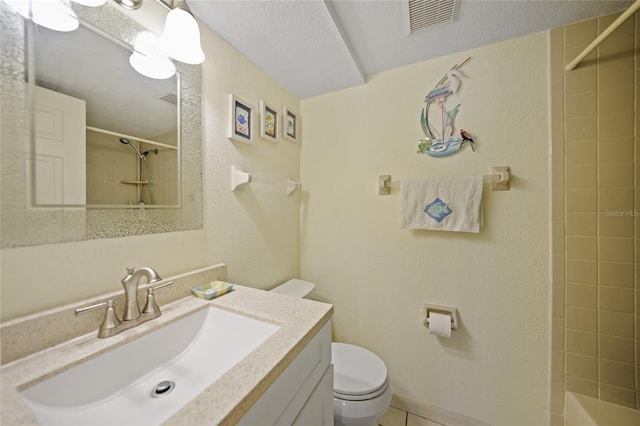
[565,392,640,426]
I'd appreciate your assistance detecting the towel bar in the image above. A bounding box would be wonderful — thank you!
[231,166,301,195]
[378,166,510,195]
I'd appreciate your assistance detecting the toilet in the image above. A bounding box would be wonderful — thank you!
[271,279,392,426]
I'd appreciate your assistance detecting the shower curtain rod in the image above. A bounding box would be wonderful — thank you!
[565,0,640,71]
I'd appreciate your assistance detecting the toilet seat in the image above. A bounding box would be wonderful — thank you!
[334,379,389,401]
[332,343,388,402]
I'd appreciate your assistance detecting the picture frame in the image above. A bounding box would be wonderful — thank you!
[227,94,254,144]
[282,105,300,143]
[259,100,279,142]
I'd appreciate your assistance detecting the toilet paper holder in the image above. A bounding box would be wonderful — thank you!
[423,304,458,331]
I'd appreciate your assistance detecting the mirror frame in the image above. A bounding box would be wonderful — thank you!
[0,1,203,248]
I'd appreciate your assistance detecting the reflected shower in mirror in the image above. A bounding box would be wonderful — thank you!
[33,23,179,208]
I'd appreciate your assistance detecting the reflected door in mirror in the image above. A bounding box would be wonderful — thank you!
[30,86,86,206]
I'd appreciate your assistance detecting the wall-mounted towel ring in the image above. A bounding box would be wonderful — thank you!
[231,166,301,196]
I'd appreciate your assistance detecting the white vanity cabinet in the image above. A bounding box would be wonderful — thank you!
[239,320,333,426]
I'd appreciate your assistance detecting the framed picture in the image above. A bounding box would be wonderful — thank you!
[282,105,299,143]
[227,94,254,144]
[259,100,278,142]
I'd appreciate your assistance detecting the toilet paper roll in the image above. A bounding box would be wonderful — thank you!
[428,312,452,338]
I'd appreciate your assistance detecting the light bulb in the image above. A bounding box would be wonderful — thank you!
[4,0,29,18]
[161,8,204,65]
[31,0,79,32]
[129,31,176,80]
[129,53,176,79]
[5,0,81,32]
[133,31,164,56]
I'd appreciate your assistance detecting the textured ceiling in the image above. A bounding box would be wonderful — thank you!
[36,23,177,138]
[188,0,634,99]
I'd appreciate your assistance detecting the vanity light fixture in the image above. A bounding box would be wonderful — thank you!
[71,0,107,6]
[129,31,176,80]
[5,0,106,33]
[33,0,79,32]
[157,0,205,65]
[112,0,142,10]
[6,0,80,32]
[6,0,202,80]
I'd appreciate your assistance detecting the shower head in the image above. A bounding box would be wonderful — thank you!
[141,148,159,158]
[119,137,144,158]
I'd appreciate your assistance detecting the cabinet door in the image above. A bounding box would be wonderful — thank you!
[239,321,332,426]
[293,364,334,426]
[29,86,86,206]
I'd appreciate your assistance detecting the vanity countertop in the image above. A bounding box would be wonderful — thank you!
[0,284,333,425]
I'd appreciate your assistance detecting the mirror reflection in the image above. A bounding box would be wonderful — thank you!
[33,24,179,207]
[0,1,202,248]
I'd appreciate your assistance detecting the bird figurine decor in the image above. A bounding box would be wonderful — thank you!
[460,129,475,152]
[417,57,476,157]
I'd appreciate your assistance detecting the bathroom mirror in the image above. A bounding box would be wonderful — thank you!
[0,1,202,247]
[34,24,180,208]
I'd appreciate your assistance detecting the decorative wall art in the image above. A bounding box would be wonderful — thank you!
[417,57,475,157]
[228,94,254,144]
[259,100,278,142]
[282,105,299,143]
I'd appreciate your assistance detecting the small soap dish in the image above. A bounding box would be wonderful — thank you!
[192,281,234,300]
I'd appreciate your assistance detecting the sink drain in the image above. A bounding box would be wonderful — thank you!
[151,380,175,398]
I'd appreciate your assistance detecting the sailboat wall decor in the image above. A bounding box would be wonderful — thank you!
[417,57,475,158]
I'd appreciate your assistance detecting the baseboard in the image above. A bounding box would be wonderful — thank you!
[391,394,490,426]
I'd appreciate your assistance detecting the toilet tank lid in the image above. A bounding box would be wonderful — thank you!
[270,279,315,298]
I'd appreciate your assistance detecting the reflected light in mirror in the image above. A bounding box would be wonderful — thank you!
[6,0,107,33]
[130,31,176,80]
[161,7,204,65]
[71,0,106,6]
[32,1,78,32]
[7,0,79,33]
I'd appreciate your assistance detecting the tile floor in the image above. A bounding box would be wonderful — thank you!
[379,406,444,426]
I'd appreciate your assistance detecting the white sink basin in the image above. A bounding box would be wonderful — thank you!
[21,306,280,425]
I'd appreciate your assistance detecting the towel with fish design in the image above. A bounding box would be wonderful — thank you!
[400,176,483,233]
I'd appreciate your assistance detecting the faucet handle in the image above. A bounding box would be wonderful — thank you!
[75,299,121,337]
[142,281,174,315]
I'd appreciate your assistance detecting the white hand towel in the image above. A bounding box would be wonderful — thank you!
[401,176,483,233]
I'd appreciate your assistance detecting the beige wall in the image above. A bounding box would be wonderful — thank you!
[0,11,300,320]
[144,132,179,206]
[199,14,301,290]
[549,12,640,420]
[300,33,550,425]
[86,130,139,205]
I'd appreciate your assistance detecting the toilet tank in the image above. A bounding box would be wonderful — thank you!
[270,279,315,298]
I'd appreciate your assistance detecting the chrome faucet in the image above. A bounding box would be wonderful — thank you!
[121,266,162,321]
[75,266,173,338]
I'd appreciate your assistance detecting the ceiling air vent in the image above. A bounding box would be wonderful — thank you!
[158,93,178,106]
[405,0,459,35]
